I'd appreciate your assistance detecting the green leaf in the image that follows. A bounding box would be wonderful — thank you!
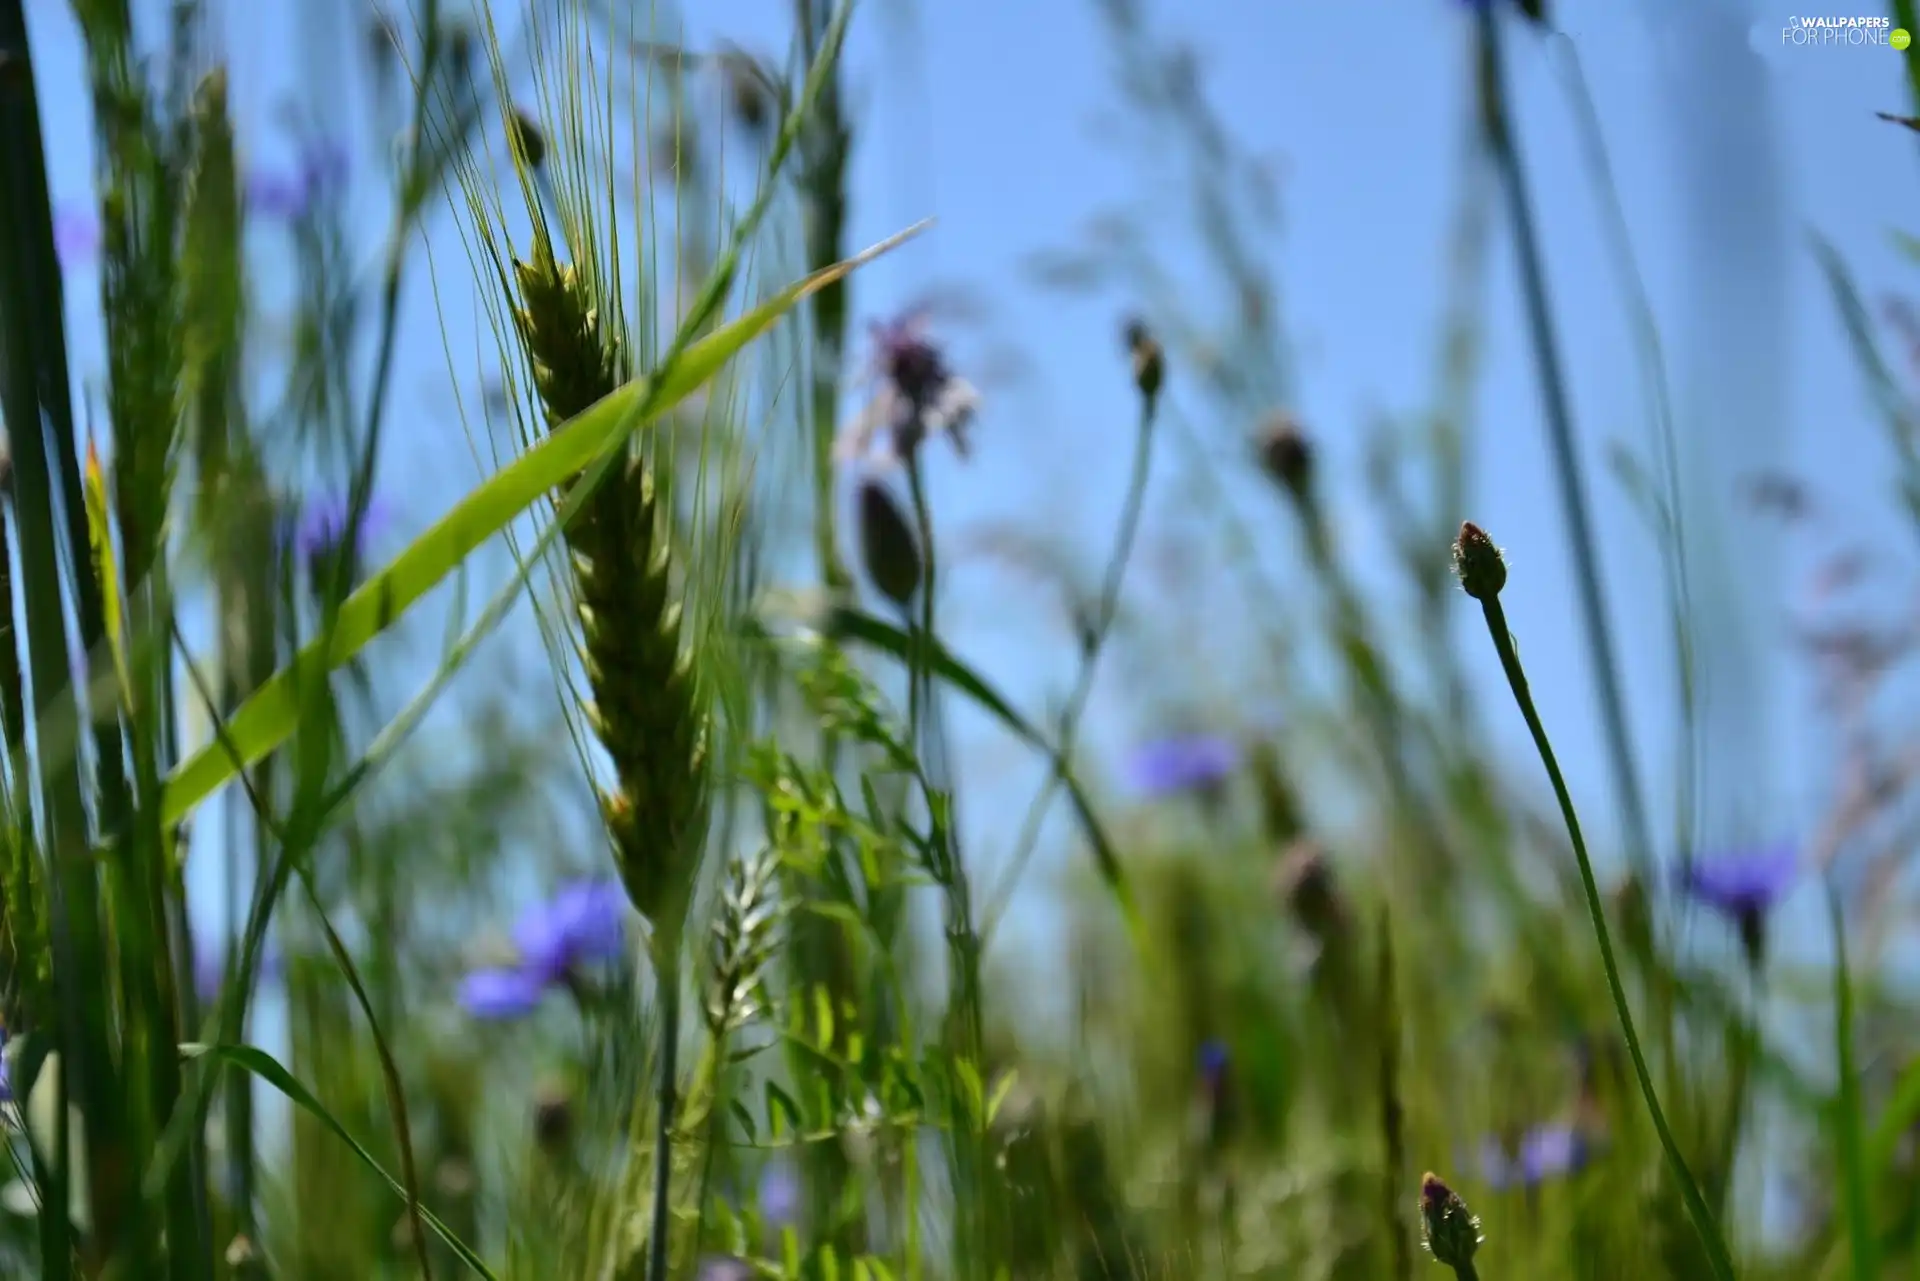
[984,1069,1019,1128]
[160,222,927,826]
[179,1042,499,1279]
[765,1080,803,1141]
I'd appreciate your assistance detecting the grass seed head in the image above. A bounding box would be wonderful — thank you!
[510,242,711,943]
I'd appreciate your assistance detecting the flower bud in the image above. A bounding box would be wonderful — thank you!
[856,477,922,609]
[1123,317,1163,404]
[1272,838,1344,942]
[534,1081,573,1152]
[1451,521,1507,601]
[1418,1172,1483,1269]
[1258,412,1313,501]
[510,106,547,170]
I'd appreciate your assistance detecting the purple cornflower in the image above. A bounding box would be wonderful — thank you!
[458,880,630,1021]
[53,204,100,266]
[1125,734,1241,799]
[1678,842,1797,967]
[834,311,980,469]
[695,1259,754,1281]
[758,1157,801,1227]
[246,139,351,222]
[291,490,392,569]
[1478,1124,1590,1190]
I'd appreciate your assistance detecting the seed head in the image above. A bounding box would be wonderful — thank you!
[855,477,922,610]
[1451,521,1507,601]
[509,243,710,944]
[1124,317,1163,404]
[1418,1172,1483,1268]
[1258,412,1313,500]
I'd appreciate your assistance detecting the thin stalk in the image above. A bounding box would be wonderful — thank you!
[904,455,990,1272]
[1472,589,1735,1281]
[1377,910,1412,1281]
[980,386,1157,940]
[1477,6,1657,890]
[646,946,681,1281]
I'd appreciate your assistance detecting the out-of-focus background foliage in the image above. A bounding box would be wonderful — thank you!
[3,0,1919,1277]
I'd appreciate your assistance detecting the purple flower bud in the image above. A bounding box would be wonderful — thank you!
[835,312,980,469]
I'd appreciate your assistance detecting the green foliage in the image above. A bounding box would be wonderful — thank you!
[0,0,1913,1279]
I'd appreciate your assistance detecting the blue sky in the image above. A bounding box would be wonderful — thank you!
[23,0,1920,972]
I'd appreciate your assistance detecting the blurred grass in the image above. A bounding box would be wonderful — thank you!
[0,0,1913,1279]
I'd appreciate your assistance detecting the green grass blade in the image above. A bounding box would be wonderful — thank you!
[1827,880,1878,1281]
[177,1043,500,1279]
[159,222,926,826]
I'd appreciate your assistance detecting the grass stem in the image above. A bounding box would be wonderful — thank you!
[1473,589,1735,1281]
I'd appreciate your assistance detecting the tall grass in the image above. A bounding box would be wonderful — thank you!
[0,0,1910,1278]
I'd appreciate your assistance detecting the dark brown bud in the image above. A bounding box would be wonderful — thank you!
[856,477,922,609]
[719,49,773,134]
[1418,1172,1482,1268]
[1123,317,1163,404]
[1257,412,1313,501]
[1451,521,1507,601]
[510,107,547,170]
[534,1082,573,1151]
[1272,838,1343,941]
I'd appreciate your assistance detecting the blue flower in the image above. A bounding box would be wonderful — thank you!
[246,139,351,222]
[292,490,392,565]
[758,1157,801,1227]
[458,880,630,1021]
[1678,843,1798,922]
[1478,1124,1589,1190]
[1125,734,1241,798]
[513,880,628,984]
[835,311,980,468]
[53,204,99,266]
